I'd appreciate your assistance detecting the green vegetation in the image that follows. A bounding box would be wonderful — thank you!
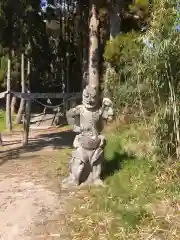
[68,122,180,239]
[65,1,180,239]
[104,0,180,159]
[0,1,179,239]
[0,110,5,131]
[0,111,21,131]
[104,32,143,111]
[104,32,142,73]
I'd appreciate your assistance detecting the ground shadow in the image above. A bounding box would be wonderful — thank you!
[0,130,76,165]
[1,130,136,179]
[34,130,76,150]
[101,151,136,179]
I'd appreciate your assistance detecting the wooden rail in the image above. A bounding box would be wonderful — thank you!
[0,91,82,100]
[0,91,7,99]
[0,56,82,147]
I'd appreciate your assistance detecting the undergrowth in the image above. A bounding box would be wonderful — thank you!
[67,121,180,240]
[104,0,180,159]
[0,110,30,132]
[0,110,5,131]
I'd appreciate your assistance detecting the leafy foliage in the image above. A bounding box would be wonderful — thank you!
[104,32,142,73]
[104,32,146,112]
[0,0,41,91]
[0,0,88,93]
[104,0,180,159]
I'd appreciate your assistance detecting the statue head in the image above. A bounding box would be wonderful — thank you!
[91,4,97,17]
[82,85,97,109]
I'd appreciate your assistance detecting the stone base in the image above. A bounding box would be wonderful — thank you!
[61,176,78,189]
[61,175,104,189]
[79,178,105,188]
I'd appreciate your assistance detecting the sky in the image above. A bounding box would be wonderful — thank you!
[40,0,73,12]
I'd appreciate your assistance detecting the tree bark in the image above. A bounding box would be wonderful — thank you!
[16,53,25,124]
[109,0,122,39]
[88,4,100,91]
[11,96,17,116]
[104,0,122,98]
[6,59,12,131]
[110,7,121,39]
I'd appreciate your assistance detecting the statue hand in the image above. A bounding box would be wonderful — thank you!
[99,135,106,148]
[101,98,114,121]
[102,98,113,107]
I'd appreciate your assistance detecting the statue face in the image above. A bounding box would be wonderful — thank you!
[82,85,97,108]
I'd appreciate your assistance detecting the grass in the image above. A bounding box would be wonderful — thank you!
[67,121,180,240]
[0,110,30,132]
[1,111,179,239]
[0,110,6,131]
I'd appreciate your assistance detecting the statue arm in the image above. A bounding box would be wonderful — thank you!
[66,106,81,119]
[66,105,81,128]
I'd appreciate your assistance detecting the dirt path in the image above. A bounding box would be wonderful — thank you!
[0,128,74,240]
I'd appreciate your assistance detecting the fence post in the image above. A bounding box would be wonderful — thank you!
[6,59,12,131]
[23,98,31,146]
[27,59,30,91]
[23,59,31,146]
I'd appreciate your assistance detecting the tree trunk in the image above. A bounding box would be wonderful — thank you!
[11,96,17,116]
[104,0,122,97]
[15,96,25,125]
[88,4,100,91]
[6,59,12,131]
[16,54,25,124]
[110,4,121,39]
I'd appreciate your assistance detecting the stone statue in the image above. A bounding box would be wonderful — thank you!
[62,85,113,187]
[61,5,113,188]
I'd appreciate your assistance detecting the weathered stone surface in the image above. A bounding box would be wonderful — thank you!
[62,85,113,188]
[62,5,113,188]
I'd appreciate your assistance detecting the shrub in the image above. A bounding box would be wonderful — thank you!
[104,31,142,77]
[103,31,149,114]
[103,0,180,159]
[140,0,180,158]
